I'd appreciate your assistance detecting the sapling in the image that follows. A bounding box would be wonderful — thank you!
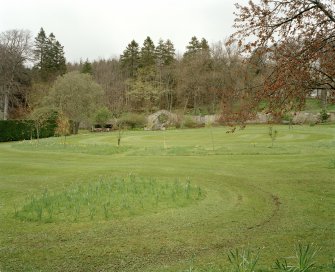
[268,126,278,148]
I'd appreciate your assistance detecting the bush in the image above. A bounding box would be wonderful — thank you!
[158,113,169,124]
[183,117,197,128]
[319,109,330,122]
[38,111,58,138]
[118,113,146,129]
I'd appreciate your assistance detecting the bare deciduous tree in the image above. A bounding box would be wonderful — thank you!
[0,29,32,120]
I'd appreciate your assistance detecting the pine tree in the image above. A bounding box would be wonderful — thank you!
[120,40,140,78]
[33,29,66,81]
[200,38,209,51]
[54,40,66,75]
[164,39,176,65]
[184,36,209,58]
[155,39,175,66]
[81,59,93,74]
[140,36,156,68]
[33,28,47,71]
[184,36,201,57]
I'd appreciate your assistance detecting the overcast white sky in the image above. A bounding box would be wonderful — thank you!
[0,0,249,63]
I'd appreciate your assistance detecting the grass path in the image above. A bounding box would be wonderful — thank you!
[0,125,334,271]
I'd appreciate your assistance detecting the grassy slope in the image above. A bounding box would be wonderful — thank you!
[304,98,335,113]
[0,125,334,271]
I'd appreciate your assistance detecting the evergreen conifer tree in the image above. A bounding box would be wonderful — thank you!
[164,39,176,65]
[81,59,93,75]
[155,39,175,66]
[184,36,201,57]
[33,29,66,81]
[120,40,140,78]
[200,38,209,51]
[140,36,156,68]
[184,36,210,58]
[33,28,47,71]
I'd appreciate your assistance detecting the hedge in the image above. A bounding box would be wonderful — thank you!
[0,114,58,142]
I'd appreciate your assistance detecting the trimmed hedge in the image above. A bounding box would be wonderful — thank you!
[0,120,34,142]
[0,114,58,142]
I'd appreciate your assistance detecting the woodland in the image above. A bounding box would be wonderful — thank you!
[0,0,334,128]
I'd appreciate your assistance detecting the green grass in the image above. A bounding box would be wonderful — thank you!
[304,98,335,113]
[0,125,334,271]
[15,175,203,223]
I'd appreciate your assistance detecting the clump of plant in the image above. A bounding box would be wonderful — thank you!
[227,248,260,272]
[319,109,329,123]
[282,113,294,129]
[328,158,335,169]
[118,113,146,129]
[158,113,169,124]
[274,244,319,271]
[268,126,278,148]
[14,175,204,223]
[183,116,200,128]
[94,106,112,130]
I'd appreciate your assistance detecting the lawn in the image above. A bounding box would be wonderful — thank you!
[0,125,334,271]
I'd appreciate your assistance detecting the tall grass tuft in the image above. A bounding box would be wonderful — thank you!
[227,248,259,272]
[274,244,319,271]
[14,175,204,223]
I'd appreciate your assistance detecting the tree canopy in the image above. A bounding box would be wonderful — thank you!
[45,71,104,129]
[0,29,32,120]
[229,0,335,117]
[34,28,66,81]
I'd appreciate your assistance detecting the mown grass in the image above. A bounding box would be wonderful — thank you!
[0,124,334,271]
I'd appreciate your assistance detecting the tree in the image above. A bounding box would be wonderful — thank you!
[94,106,111,129]
[30,107,55,142]
[184,36,209,58]
[140,36,156,68]
[126,68,161,112]
[178,37,213,114]
[155,39,176,111]
[81,59,93,75]
[120,40,140,78]
[45,71,104,133]
[33,28,47,71]
[90,58,128,114]
[33,29,66,81]
[229,0,335,117]
[184,36,201,57]
[0,29,32,120]
[55,111,70,146]
[155,39,176,66]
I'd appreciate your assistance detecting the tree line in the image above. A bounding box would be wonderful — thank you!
[1,0,334,128]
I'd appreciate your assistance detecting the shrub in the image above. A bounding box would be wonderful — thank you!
[158,113,169,124]
[319,109,330,123]
[118,113,146,129]
[94,107,112,128]
[183,116,199,128]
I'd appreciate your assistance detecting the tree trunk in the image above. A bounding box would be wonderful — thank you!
[321,89,327,109]
[72,122,80,134]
